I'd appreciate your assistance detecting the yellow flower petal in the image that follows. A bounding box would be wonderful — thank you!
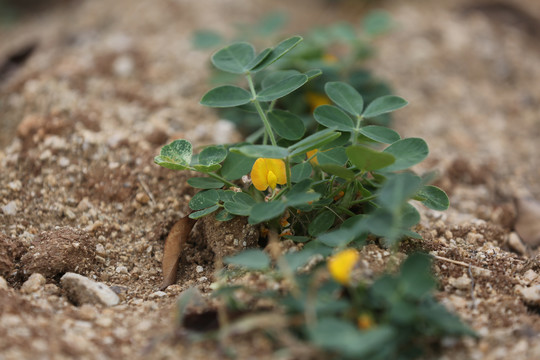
[265,158,287,186]
[251,158,287,192]
[306,149,319,166]
[251,158,269,191]
[267,170,277,190]
[327,249,360,285]
[306,92,332,113]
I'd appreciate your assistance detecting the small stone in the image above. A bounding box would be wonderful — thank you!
[516,285,540,305]
[58,157,70,168]
[1,201,17,215]
[449,274,471,290]
[63,207,76,220]
[0,276,8,290]
[95,316,113,328]
[113,55,135,77]
[21,273,46,294]
[96,244,106,256]
[150,291,167,298]
[61,272,119,306]
[195,265,204,273]
[198,276,208,282]
[508,232,527,255]
[78,304,98,321]
[135,192,150,205]
[7,180,22,191]
[115,265,128,274]
[523,269,539,284]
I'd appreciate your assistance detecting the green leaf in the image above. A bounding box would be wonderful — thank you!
[261,70,300,89]
[316,147,347,166]
[154,139,193,170]
[402,202,421,228]
[217,190,236,202]
[313,105,355,132]
[257,74,308,102]
[268,110,305,140]
[288,129,341,157]
[224,192,256,216]
[250,36,303,72]
[200,85,252,108]
[187,177,224,189]
[215,209,235,221]
[221,152,256,180]
[192,30,223,49]
[417,185,449,211]
[346,145,395,171]
[308,211,335,236]
[224,201,252,216]
[319,164,355,180]
[192,164,221,173]
[309,318,396,358]
[325,81,364,116]
[246,48,272,70]
[285,192,321,207]
[378,173,422,209]
[189,189,220,211]
[382,138,429,171]
[199,146,227,166]
[224,249,270,270]
[362,95,408,118]
[230,144,288,159]
[282,250,316,271]
[305,69,322,80]
[248,201,286,224]
[291,162,312,183]
[399,253,436,299]
[211,42,255,74]
[189,204,220,219]
[358,125,400,144]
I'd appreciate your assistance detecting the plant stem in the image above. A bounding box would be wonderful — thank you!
[285,157,292,189]
[246,73,278,146]
[350,195,377,205]
[204,171,239,189]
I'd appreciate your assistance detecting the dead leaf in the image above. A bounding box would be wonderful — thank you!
[515,197,540,248]
[160,216,197,290]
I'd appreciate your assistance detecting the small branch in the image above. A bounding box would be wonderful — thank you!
[468,265,477,310]
[138,174,156,206]
[431,254,488,273]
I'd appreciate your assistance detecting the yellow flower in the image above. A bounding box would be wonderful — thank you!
[322,53,339,64]
[357,313,374,330]
[327,249,360,285]
[251,158,287,191]
[306,149,319,165]
[306,92,332,113]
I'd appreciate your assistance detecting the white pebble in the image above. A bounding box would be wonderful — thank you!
[195,265,204,273]
[115,266,128,274]
[1,201,17,215]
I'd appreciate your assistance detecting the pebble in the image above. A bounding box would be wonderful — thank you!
[58,157,70,168]
[135,192,149,205]
[195,265,204,273]
[516,285,540,306]
[508,232,527,256]
[523,269,539,285]
[149,291,167,298]
[61,272,119,306]
[115,265,128,274]
[7,180,22,191]
[1,201,17,215]
[449,274,471,290]
[0,276,8,290]
[21,273,46,294]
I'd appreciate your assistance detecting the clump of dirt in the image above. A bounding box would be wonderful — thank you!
[191,214,260,263]
[19,227,96,281]
[0,234,23,278]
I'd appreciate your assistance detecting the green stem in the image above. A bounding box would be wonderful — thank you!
[246,74,277,146]
[350,195,377,205]
[285,157,292,189]
[202,171,238,189]
[352,115,364,145]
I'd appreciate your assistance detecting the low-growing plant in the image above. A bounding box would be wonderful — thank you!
[155,36,473,358]
[193,10,395,135]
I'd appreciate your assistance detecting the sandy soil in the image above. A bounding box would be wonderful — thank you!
[1,0,540,359]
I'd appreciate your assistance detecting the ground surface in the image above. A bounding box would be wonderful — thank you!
[1,0,540,359]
